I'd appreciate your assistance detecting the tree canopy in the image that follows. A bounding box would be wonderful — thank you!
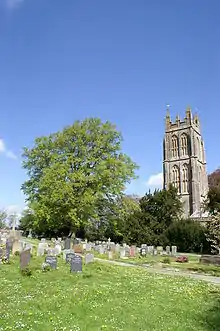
[21,118,138,237]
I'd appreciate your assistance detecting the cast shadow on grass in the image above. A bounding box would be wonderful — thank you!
[200,292,220,331]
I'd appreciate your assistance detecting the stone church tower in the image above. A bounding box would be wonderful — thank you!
[163,107,209,217]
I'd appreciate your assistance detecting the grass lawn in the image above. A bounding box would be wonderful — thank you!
[0,256,220,331]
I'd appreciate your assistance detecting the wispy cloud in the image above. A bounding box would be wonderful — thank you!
[5,0,24,9]
[0,138,17,160]
[146,172,163,188]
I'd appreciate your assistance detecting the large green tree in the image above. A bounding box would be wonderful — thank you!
[205,168,220,214]
[21,118,138,237]
[124,185,183,246]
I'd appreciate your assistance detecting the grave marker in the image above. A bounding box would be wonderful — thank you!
[45,256,57,270]
[85,253,94,264]
[70,255,82,272]
[20,248,31,270]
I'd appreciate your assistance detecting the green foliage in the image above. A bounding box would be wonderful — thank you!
[206,213,220,253]
[21,118,138,237]
[166,219,210,253]
[162,257,171,264]
[14,251,20,256]
[123,185,182,246]
[21,267,32,277]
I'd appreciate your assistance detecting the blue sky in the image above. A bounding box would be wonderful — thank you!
[0,0,219,214]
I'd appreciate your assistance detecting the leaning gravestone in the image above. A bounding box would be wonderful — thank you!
[66,252,76,264]
[20,248,31,270]
[45,256,57,270]
[85,253,94,264]
[70,255,82,272]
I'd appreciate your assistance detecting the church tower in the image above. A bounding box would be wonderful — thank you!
[163,107,208,217]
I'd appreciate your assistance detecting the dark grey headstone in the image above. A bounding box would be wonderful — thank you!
[70,255,82,272]
[20,248,31,270]
[66,252,76,264]
[45,256,57,270]
[64,238,71,250]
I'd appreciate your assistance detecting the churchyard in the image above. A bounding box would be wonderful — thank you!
[1,231,220,330]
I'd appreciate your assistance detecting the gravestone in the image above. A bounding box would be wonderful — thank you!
[55,244,62,255]
[37,243,45,256]
[171,246,177,256]
[120,248,125,258]
[20,248,31,270]
[73,244,82,254]
[166,246,171,255]
[45,256,57,270]
[12,240,20,255]
[130,246,136,257]
[6,238,13,252]
[85,253,94,264]
[86,243,91,252]
[108,251,113,259]
[99,246,105,254]
[66,252,76,264]
[140,248,147,256]
[64,238,71,250]
[70,255,82,272]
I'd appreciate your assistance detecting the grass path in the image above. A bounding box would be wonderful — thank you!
[94,257,220,285]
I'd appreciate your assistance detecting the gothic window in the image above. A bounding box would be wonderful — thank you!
[182,164,189,193]
[181,134,188,156]
[171,135,178,158]
[172,165,180,193]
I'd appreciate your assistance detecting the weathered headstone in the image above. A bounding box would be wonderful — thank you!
[171,246,177,256]
[108,251,113,259]
[37,243,45,256]
[45,256,57,270]
[73,244,82,254]
[70,255,82,272]
[120,248,126,258]
[166,246,171,255]
[66,252,76,264]
[64,238,71,250]
[130,246,136,257]
[85,253,94,264]
[20,248,31,270]
[86,243,91,252]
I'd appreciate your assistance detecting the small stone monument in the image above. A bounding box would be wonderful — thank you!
[20,248,31,270]
[70,255,82,272]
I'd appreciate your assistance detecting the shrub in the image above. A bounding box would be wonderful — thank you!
[1,256,10,264]
[162,257,171,264]
[21,267,32,276]
[176,256,188,263]
[42,262,51,272]
[166,219,210,253]
[14,251,20,256]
